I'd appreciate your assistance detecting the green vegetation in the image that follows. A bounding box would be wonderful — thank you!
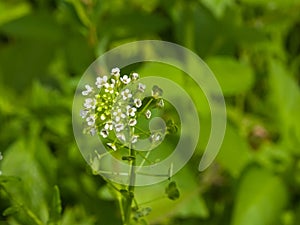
[0,0,300,225]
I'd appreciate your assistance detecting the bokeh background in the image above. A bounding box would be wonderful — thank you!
[0,0,300,225]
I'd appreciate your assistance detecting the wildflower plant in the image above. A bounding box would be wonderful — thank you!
[79,67,179,224]
[73,40,226,225]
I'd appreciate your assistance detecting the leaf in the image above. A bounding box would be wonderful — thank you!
[64,0,91,28]
[0,175,21,184]
[268,60,300,150]
[206,56,255,95]
[47,186,62,225]
[0,12,63,41]
[3,205,21,216]
[201,0,234,18]
[1,138,56,222]
[216,124,252,177]
[165,181,180,201]
[231,166,288,225]
[0,2,31,26]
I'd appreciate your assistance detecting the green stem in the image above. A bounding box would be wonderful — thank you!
[140,98,153,114]
[123,146,136,225]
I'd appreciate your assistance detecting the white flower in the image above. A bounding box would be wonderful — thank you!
[100,114,106,120]
[111,67,120,76]
[84,98,96,109]
[86,115,96,126]
[134,98,142,108]
[121,89,132,100]
[131,135,138,143]
[90,128,97,136]
[120,75,131,84]
[129,118,137,126]
[127,106,137,117]
[80,110,89,118]
[82,84,93,96]
[113,108,126,122]
[145,109,151,119]
[115,123,125,132]
[117,133,126,142]
[104,83,115,94]
[152,85,163,98]
[104,122,113,131]
[132,72,139,80]
[107,143,117,151]
[138,83,146,92]
[95,76,108,88]
[157,99,164,108]
[150,132,162,143]
[100,128,109,138]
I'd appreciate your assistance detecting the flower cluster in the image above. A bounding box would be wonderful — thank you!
[0,151,3,176]
[80,67,164,151]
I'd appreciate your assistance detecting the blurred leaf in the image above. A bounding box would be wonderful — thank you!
[97,185,115,201]
[64,0,91,28]
[216,124,252,177]
[0,2,31,26]
[201,0,234,18]
[100,11,169,39]
[231,166,288,225]
[1,136,57,223]
[61,206,96,225]
[0,40,56,90]
[0,176,21,184]
[268,60,300,149]
[3,206,21,216]
[47,186,62,225]
[207,57,254,95]
[0,12,62,41]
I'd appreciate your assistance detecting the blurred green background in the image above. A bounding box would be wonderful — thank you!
[0,0,300,224]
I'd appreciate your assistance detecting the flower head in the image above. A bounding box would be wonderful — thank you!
[80,67,168,154]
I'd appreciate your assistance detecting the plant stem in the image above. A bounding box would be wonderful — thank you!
[123,146,136,225]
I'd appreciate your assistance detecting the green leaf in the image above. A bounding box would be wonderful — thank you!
[0,12,63,41]
[3,205,21,216]
[206,56,255,95]
[231,166,288,225]
[268,60,300,150]
[201,0,234,18]
[216,124,252,177]
[0,175,21,184]
[0,2,31,26]
[47,186,62,225]
[165,181,180,201]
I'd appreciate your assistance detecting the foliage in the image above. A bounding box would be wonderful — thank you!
[0,0,300,225]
